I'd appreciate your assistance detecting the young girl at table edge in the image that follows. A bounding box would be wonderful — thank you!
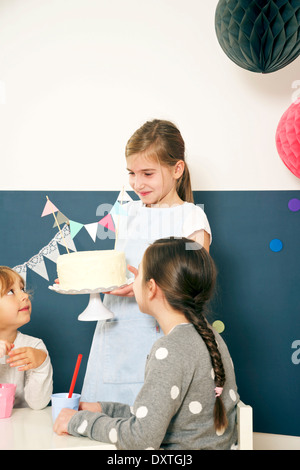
[81,119,213,406]
[0,266,53,410]
[55,238,239,450]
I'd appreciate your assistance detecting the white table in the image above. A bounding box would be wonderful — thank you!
[0,406,117,450]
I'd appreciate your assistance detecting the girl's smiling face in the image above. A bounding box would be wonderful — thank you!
[126,152,184,206]
[0,275,32,330]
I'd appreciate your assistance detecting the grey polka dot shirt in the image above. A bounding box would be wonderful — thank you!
[68,324,239,450]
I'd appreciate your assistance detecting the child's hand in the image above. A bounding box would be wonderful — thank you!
[54,408,77,435]
[0,340,14,358]
[79,401,102,413]
[7,347,47,371]
[106,265,137,297]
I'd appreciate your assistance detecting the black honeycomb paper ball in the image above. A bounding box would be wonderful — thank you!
[215,0,300,73]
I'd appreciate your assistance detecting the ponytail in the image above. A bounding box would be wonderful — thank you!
[176,163,194,203]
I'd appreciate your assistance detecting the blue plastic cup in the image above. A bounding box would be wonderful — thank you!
[51,393,81,422]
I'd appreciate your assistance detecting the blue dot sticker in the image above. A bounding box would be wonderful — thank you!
[269,239,283,252]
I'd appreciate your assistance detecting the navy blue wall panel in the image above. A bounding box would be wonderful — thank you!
[0,190,299,436]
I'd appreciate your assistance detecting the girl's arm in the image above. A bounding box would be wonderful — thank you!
[105,265,137,297]
[79,401,132,418]
[22,340,53,410]
[56,341,184,449]
[188,229,210,252]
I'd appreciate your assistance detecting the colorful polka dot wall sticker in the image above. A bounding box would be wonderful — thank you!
[288,198,300,212]
[212,320,225,334]
[269,238,283,253]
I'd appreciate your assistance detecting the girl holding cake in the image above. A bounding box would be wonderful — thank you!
[0,266,53,409]
[81,119,212,405]
[54,238,238,450]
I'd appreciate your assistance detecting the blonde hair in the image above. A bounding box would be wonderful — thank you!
[0,266,26,297]
[125,119,194,203]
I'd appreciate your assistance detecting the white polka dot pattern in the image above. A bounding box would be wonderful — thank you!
[136,406,148,418]
[109,427,118,443]
[229,389,237,402]
[77,419,88,434]
[189,401,202,414]
[155,347,168,360]
[171,385,179,399]
[67,324,239,450]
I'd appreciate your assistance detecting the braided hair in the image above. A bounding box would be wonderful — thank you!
[142,237,228,433]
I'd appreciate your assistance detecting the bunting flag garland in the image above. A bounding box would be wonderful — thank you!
[41,199,59,217]
[98,213,115,232]
[117,190,133,203]
[13,225,76,285]
[13,190,131,285]
[27,252,49,281]
[69,220,84,239]
[40,192,131,242]
[84,222,98,242]
[53,211,69,228]
[110,201,129,217]
[40,239,60,263]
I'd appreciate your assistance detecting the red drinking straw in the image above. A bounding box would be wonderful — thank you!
[68,354,83,398]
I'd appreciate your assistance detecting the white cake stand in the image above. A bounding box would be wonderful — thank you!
[49,278,134,321]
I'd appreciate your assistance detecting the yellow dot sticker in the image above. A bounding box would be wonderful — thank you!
[212,320,225,334]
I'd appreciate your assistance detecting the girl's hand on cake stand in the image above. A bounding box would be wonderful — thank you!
[106,265,137,297]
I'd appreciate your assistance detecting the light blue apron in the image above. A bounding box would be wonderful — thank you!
[81,201,211,405]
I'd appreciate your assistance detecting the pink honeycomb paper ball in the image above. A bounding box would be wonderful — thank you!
[276,100,300,179]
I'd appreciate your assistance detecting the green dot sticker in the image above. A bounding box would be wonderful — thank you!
[212,320,225,334]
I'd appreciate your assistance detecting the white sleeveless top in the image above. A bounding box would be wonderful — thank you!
[81,201,212,405]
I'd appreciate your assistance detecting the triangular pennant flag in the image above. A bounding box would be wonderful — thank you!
[13,263,27,286]
[27,254,49,281]
[53,211,69,228]
[55,224,77,252]
[117,190,132,203]
[39,240,60,263]
[85,222,98,242]
[41,199,59,217]
[98,214,115,232]
[69,220,84,239]
[110,201,129,217]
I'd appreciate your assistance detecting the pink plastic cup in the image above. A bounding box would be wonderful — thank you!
[0,383,16,419]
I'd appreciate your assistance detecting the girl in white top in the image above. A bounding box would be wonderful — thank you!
[81,119,212,405]
[0,266,53,409]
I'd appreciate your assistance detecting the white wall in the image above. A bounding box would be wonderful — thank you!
[0,0,299,191]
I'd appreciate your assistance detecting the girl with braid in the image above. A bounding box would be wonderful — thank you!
[54,238,238,450]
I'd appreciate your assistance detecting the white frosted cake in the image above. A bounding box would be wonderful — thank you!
[57,250,127,290]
